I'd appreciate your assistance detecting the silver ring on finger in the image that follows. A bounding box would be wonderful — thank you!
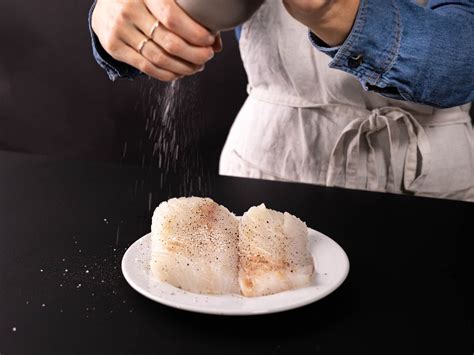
[137,38,150,55]
[149,20,159,38]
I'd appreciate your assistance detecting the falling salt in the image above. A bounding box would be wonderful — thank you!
[85,270,89,274]
[148,192,153,211]
[40,269,43,272]
[122,141,128,159]
[116,226,120,245]
[12,327,16,332]
[134,78,211,217]
[65,269,68,272]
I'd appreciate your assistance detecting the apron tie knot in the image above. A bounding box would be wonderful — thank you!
[368,109,385,131]
[326,107,431,192]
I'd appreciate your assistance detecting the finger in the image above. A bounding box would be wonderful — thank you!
[141,39,204,75]
[118,23,203,75]
[144,0,216,47]
[152,25,214,66]
[213,34,223,53]
[126,2,162,39]
[124,3,213,66]
[112,41,181,81]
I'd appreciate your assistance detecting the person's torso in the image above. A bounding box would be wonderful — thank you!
[221,0,473,201]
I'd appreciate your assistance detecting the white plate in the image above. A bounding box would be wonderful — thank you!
[122,228,349,316]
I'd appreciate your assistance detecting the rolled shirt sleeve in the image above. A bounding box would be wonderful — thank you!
[309,0,474,108]
[88,1,140,81]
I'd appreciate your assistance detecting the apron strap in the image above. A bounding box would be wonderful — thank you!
[326,118,365,187]
[326,107,431,192]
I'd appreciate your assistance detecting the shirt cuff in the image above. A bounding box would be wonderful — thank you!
[88,1,140,81]
[308,32,341,57]
[309,0,404,99]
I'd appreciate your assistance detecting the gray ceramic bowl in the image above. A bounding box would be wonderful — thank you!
[176,0,265,32]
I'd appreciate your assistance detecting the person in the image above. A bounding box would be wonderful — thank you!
[90,0,474,201]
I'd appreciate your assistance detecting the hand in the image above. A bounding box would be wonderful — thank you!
[283,0,360,47]
[92,0,222,81]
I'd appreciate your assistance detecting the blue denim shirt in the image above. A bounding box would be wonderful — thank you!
[89,0,474,108]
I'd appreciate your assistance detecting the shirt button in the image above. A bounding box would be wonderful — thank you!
[348,54,363,68]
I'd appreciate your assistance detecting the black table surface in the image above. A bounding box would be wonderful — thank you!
[0,151,472,355]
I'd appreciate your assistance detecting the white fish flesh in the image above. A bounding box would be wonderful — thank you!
[238,204,314,297]
[151,197,240,294]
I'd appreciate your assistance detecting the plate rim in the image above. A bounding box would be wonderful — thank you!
[122,229,350,316]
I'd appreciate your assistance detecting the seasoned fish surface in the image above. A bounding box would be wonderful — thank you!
[238,204,314,297]
[151,197,240,294]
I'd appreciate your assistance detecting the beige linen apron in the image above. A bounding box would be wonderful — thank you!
[219,1,474,201]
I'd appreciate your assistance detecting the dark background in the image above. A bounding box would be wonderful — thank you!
[0,1,472,173]
[0,0,247,173]
[0,3,472,353]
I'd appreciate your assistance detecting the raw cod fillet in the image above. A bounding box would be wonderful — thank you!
[151,197,240,294]
[238,204,314,297]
